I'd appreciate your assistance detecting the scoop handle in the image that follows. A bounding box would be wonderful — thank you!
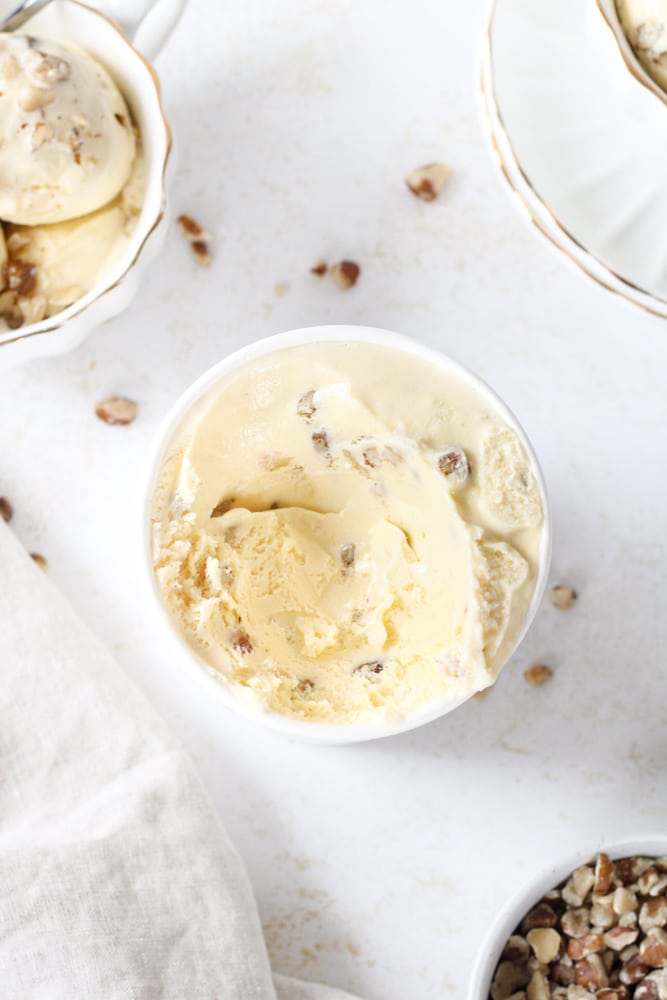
[99,0,187,60]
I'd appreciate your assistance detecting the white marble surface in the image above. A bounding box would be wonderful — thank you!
[2,1,667,998]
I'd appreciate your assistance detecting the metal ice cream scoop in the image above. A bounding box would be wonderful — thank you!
[1,0,54,32]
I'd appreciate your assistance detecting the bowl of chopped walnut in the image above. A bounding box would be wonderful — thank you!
[470,837,667,1000]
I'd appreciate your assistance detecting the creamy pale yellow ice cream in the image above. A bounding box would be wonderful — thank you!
[0,33,143,331]
[152,342,545,727]
[3,152,145,317]
[617,0,667,91]
[0,34,135,225]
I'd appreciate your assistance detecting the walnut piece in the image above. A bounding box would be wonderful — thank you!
[437,446,470,486]
[177,213,212,266]
[405,162,453,202]
[550,584,578,610]
[330,260,360,289]
[0,496,13,522]
[30,552,47,571]
[353,660,384,678]
[95,396,138,426]
[524,664,554,687]
[230,629,253,655]
[6,259,37,297]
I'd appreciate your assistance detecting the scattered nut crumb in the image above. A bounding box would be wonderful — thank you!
[95,396,138,426]
[30,552,47,571]
[524,664,553,687]
[296,678,315,695]
[310,260,328,276]
[274,282,289,297]
[0,497,13,522]
[550,584,578,610]
[177,213,212,266]
[330,260,360,289]
[190,240,211,266]
[405,162,453,202]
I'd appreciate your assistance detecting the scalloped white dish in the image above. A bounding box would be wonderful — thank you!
[479,0,667,317]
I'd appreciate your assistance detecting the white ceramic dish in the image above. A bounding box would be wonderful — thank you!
[597,0,667,108]
[142,324,552,745]
[0,0,186,369]
[468,835,667,1000]
[479,0,667,319]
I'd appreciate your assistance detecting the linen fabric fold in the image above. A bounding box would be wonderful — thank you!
[0,521,363,1000]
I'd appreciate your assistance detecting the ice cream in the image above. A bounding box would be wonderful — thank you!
[152,342,545,727]
[617,0,667,91]
[0,34,135,225]
[0,33,142,330]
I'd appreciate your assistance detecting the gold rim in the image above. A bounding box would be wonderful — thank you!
[595,0,667,110]
[0,0,173,349]
[482,2,667,319]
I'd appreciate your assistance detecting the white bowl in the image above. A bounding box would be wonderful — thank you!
[596,0,667,108]
[0,0,186,369]
[468,835,667,1000]
[479,0,667,319]
[142,325,552,745]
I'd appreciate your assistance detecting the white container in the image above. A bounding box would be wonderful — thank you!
[0,0,187,369]
[142,324,552,744]
[468,835,667,1000]
[596,0,667,108]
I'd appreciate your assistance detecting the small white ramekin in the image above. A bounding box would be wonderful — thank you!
[142,324,552,744]
[468,835,667,1000]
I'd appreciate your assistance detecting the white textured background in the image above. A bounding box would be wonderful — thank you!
[1,1,666,997]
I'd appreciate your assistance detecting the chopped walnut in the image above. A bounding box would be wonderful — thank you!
[311,429,329,455]
[95,396,138,426]
[353,660,384,678]
[527,929,561,964]
[0,496,13,522]
[310,260,328,276]
[340,542,355,573]
[594,854,615,896]
[405,162,453,202]
[523,664,554,687]
[6,259,37,297]
[210,497,235,518]
[177,213,212,266]
[330,260,360,289]
[550,584,578,610]
[437,446,470,485]
[296,678,315,695]
[230,629,253,655]
[296,389,316,419]
[523,903,559,933]
[30,552,47,571]
[638,928,667,967]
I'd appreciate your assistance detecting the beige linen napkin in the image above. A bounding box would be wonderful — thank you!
[0,521,362,1000]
